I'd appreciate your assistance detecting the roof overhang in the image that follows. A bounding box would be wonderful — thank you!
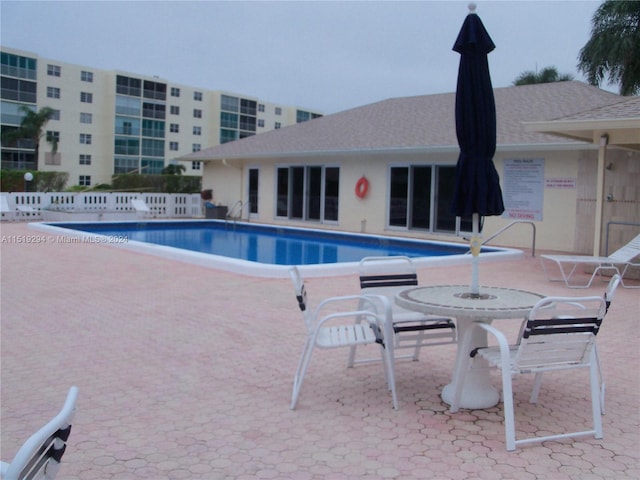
[177,141,599,164]
[523,118,640,151]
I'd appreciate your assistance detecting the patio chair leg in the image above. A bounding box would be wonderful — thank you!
[530,372,544,404]
[502,369,517,451]
[291,339,314,410]
[590,351,604,439]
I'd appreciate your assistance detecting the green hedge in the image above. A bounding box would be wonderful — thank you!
[111,174,201,193]
[0,171,201,194]
[0,171,69,192]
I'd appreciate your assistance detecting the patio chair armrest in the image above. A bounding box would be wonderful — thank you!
[466,322,512,364]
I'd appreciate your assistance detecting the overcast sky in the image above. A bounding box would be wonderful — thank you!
[1,0,607,114]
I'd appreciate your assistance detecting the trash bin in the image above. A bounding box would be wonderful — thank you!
[205,204,228,219]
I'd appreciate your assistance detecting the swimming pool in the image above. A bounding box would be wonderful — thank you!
[31,220,522,277]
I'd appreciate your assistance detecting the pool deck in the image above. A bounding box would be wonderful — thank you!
[1,221,638,479]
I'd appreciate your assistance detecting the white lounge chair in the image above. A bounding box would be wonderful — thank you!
[451,296,607,451]
[540,234,640,288]
[289,266,398,410]
[1,195,15,221]
[1,386,78,480]
[131,198,151,217]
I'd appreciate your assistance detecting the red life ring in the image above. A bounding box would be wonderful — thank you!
[355,176,369,198]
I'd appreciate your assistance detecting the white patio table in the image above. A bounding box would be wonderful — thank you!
[396,285,544,409]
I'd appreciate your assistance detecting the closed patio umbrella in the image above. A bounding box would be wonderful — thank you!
[451,4,504,297]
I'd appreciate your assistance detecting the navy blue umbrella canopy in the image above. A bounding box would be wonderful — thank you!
[451,10,504,218]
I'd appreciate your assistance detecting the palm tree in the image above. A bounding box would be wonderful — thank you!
[2,106,58,170]
[162,163,186,175]
[578,0,640,96]
[513,66,574,86]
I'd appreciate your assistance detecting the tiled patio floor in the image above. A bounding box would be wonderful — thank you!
[1,221,638,479]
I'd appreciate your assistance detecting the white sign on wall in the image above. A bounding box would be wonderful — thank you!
[502,158,544,221]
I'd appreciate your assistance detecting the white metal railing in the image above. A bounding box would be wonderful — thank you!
[1,192,202,221]
[482,220,537,256]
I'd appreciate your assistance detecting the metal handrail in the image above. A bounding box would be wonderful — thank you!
[225,200,251,228]
[481,220,537,257]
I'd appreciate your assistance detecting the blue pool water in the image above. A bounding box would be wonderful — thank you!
[34,220,520,277]
[49,220,486,265]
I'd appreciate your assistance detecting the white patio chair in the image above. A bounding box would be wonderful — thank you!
[289,266,398,410]
[347,256,456,367]
[540,233,640,288]
[450,296,607,451]
[1,386,78,480]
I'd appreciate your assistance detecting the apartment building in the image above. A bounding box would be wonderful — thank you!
[0,46,322,187]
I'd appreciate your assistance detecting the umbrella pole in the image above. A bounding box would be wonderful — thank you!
[471,213,480,296]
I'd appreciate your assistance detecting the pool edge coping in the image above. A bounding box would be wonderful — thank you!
[28,220,524,278]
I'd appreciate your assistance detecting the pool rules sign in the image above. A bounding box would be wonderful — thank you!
[502,158,544,221]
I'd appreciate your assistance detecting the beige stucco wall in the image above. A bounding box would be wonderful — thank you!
[201,146,639,255]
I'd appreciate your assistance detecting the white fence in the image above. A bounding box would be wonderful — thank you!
[1,192,203,221]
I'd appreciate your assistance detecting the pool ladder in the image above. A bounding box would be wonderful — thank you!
[225,200,250,228]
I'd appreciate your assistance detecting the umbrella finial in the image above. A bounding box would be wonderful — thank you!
[468,2,477,12]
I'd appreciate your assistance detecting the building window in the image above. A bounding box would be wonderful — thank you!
[169,141,179,151]
[220,129,238,144]
[258,103,265,112]
[142,102,165,119]
[275,122,281,129]
[50,109,61,121]
[80,112,92,124]
[221,94,239,112]
[240,115,256,132]
[46,130,60,143]
[81,70,93,82]
[2,77,37,102]
[115,116,140,135]
[276,166,339,222]
[193,126,201,135]
[275,107,282,115]
[193,91,203,101]
[79,175,91,187]
[170,105,180,115]
[79,133,92,145]
[170,123,179,133]
[116,75,141,96]
[191,161,201,170]
[142,119,165,138]
[115,95,141,116]
[257,119,265,128]
[80,92,93,103]
[1,52,37,80]
[79,154,92,165]
[47,86,60,99]
[193,109,202,118]
[192,144,201,152]
[297,110,322,123]
[170,87,180,97]
[114,137,140,155]
[388,165,471,234]
[47,64,61,76]
[142,138,164,157]
[143,80,166,101]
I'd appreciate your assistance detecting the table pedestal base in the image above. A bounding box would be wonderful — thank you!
[441,378,500,409]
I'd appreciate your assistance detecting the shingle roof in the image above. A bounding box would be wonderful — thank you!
[183,81,623,161]
[551,95,640,121]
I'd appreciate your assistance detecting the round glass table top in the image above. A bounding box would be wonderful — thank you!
[396,285,545,319]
